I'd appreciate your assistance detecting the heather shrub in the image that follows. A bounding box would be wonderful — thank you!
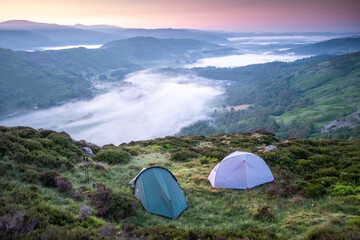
[79,205,93,221]
[344,164,360,174]
[295,159,315,174]
[56,177,73,192]
[39,205,74,226]
[40,171,60,187]
[202,149,228,161]
[106,192,133,222]
[170,149,197,162]
[19,169,40,184]
[93,150,131,164]
[22,139,44,151]
[288,146,311,159]
[10,186,39,205]
[314,167,339,177]
[304,184,327,198]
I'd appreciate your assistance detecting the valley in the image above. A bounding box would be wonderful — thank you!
[0,6,360,239]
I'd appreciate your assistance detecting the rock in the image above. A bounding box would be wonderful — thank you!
[263,145,277,153]
[83,146,94,156]
[322,112,360,133]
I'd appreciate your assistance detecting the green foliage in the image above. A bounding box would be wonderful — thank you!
[331,184,359,196]
[186,52,360,139]
[107,192,133,222]
[304,184,327,198]
[38,204,74,226]
[122,225,279,240]
[305,227,360,240]
[93,149,131,164]
[170,149,198,162]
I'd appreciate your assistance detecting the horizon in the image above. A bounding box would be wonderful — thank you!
[1,19,360,35]
[1,0,360,32]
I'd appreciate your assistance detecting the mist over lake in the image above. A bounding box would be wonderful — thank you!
[0,70,223,145]
[186,53,310,68]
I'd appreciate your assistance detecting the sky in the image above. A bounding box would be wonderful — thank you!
[1,0,360,32]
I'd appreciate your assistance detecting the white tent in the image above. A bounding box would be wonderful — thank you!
[208,151,274,189]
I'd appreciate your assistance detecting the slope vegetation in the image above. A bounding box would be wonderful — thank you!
[185,52,360,139]
[1,126,359,239]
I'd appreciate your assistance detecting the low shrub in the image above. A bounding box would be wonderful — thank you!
[40,171,60,187]
[93,150,131,164]
[295,160,315,174]
[309,154,335,167]
[39,204,74,226]
[19,169,40,184]
[106,192,133,222]
[306,227,360,240]
[314,167,339,177]
[56,177,73,192]
[89,185,133,222]
[304,184,327,198]
[79,205,93,221]
[344,164,360,174]
[10,186,39,205]
[170,149,197,162]
[121,225,279,240]
[201,149,228,161]
[288,146,311,159]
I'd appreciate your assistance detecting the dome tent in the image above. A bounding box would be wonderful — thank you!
[208,151,274,189]
[129,167,187,219]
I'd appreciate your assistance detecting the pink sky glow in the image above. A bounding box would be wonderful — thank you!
[0,0,359,32]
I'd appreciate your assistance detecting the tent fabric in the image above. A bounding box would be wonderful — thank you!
[208,151,274,189]
[130,167,187,219]
[128,167,147,188]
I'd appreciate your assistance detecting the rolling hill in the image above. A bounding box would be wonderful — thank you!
[0,30,57,50]
[182,52,360,139]
[284,37,360,55]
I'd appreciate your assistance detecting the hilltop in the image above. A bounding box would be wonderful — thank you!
[0,126,359,239]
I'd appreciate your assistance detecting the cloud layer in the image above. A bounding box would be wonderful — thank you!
[0,70,223,145]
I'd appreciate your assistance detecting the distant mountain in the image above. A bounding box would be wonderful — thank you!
[116,28,228,43]
[0,30,57,50]
[0,20,72,30]
[102,37,234,60]
[0,20,122,49]
[74,24,125,33]
[74,24,229,43]
[284,37,360,55]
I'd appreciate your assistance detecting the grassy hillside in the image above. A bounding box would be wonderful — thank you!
[1,126,359,239]
[184,52,360,139]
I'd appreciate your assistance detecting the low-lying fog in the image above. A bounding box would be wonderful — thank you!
[186,53,310,68]
[0,70,223,145]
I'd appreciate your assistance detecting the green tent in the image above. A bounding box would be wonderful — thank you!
[129,167,187,219]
